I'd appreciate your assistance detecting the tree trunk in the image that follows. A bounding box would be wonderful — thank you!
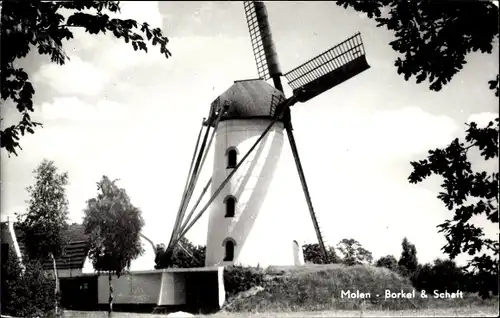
[50,253,60,316]
[108,272,113,317]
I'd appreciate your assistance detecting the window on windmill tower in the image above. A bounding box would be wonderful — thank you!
[225,196,236,218]
[223,239,235,261]
[227,148,237,168]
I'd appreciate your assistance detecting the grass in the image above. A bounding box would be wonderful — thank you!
[223,264,498,312]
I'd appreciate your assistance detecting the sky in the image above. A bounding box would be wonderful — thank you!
[1,1,498,270]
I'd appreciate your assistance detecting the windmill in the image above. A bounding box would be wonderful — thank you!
[159,1,370,267]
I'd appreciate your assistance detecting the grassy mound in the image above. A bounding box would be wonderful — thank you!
[223,264,498,313]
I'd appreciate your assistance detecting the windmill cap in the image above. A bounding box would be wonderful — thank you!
[206,79,286,125]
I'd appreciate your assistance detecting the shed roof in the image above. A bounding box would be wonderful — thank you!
[14,223,89,270]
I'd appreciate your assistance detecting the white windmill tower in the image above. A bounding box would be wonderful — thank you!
[159,1,370,268]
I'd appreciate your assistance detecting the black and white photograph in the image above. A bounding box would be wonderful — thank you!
[1,1,499,317]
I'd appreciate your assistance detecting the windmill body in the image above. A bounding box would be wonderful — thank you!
[164,1,370,269]
[205,79,303,266]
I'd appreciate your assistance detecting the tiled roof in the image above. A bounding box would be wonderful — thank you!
[14,223,89,270]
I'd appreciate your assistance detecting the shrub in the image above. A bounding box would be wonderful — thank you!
[411,259,468,294]
[466,269,499,298]
[1,248,56,317]
[336,239,373,265]
[375,255,399,272]
[155,238,206,269]
[303,243,340,264]
[223,265,265,298]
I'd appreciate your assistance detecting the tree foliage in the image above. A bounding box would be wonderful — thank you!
[411,259,468,294]
[83,176,144,316]
[398,237,419,276]
[16,159,69,262]
[83,176,144,275]
[302,243,340,264]
[336,238,373,266]
[408,118,499,297]
[375,255,399,272]
[1,247,56,318]
[15,159,69,314]
[335,0,499,92]
[155,237,206,269]
[0,0,172,156]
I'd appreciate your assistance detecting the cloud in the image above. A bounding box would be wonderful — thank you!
[112,1,164,28]
[91,1,166,72]
[291,106,460,165]
[33,56,109,96]
[364,107,459,159]
[92,38,166,74]
[32,1,166,95]
[467,111,499,127]
[39,97,133,123]
[34,32,253,101]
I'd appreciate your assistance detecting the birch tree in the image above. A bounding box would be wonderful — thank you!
[17,159,69,315]
[83,176,144,317]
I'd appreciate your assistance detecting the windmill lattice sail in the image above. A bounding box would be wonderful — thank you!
[285,32,370,103]
[244,1,283,81]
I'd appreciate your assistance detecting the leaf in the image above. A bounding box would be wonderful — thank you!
[416,72,427,84]
[137,41,147,52]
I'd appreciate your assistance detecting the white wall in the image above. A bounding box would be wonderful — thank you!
[157,272,186,305]
[206,119,300,267]
[96,267,224,307]
[98,271,163,305]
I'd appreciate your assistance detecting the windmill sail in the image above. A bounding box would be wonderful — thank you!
[285,32,370,103]
[244,1,283,90]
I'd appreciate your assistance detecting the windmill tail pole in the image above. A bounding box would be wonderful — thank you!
[165,107,226,265]
[177,240,196,260]
[177,105,225,233]
[285,124,329,263]
[166,119,206,253]
[178,97,298,240]
[179,177,212,235]
[173,123,211,230]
